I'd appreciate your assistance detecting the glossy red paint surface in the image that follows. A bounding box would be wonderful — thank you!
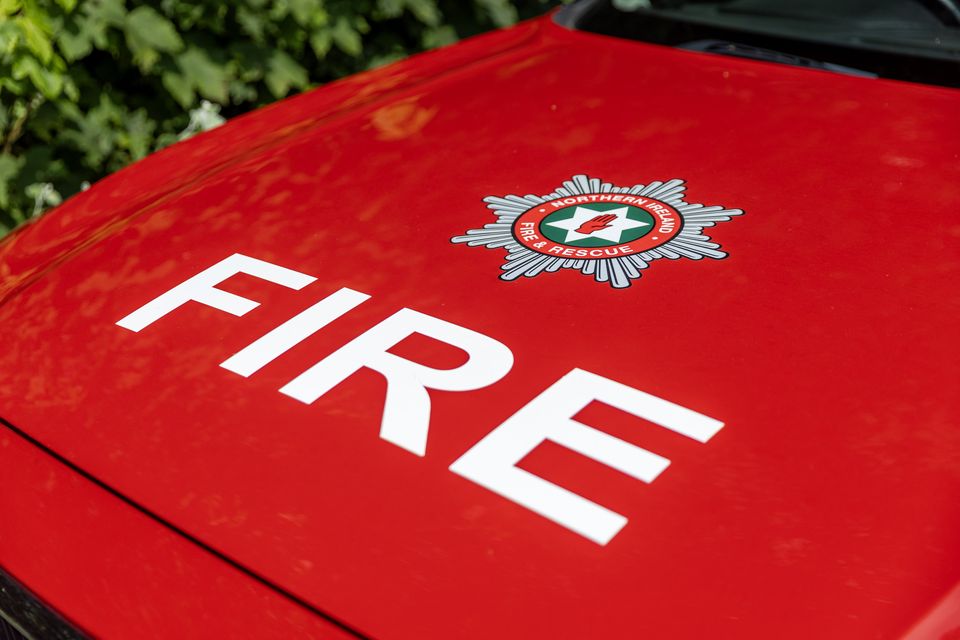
[2,13,959,640]
[0,424,355,638]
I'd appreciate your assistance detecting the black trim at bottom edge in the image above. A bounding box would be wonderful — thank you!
[0,566,86,640]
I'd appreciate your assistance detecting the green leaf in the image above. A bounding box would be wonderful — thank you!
[32,66,62,99]
[309,29,332,57]
[0,76,27,96]
[124,5,183,70]
[90,0,127,29]
[288,0,322,27]
[125,6,183,52]
[0,21,20,56]
[475,0,517,27]
[365,51,405,69]
[176,46,229,104]
[12,56,62,98]
[161,70,195,108]
[0,0,21,18]
[422,24,457,48]
[264,49,307,98]
[120,108,155,160]
[228,79,257,103]
[62,76,79,101]
[16,15,55,64]
[57,0,125,59]
[56,22,93,60]
[331,16,362,57]
[60,96,118,167]
[236,6,266,42]
[406,0,442,27]
[376,0,404,19]
[55,99,83,122]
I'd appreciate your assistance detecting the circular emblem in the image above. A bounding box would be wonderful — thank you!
[452,174,743,289]
[512,195,683,260]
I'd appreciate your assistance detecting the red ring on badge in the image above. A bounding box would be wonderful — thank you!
[511,195,683,259]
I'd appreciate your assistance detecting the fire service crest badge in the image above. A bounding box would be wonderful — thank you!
[452,174,744,288]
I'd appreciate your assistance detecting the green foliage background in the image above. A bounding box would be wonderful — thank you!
[0,0,559,234]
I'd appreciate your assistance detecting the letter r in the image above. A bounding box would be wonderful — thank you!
[280,309,514,456]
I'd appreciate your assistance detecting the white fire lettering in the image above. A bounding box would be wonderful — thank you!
[115,253,724,545]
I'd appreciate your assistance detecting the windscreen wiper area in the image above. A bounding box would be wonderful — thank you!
[678,39,878,78]
[558,0,960,88]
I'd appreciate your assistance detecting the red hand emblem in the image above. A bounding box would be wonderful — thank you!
[575,213,617,235]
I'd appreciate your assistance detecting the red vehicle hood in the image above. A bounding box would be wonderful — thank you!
[2,14,959,640]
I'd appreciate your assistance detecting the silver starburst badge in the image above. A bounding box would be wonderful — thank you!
[452,174,744,289]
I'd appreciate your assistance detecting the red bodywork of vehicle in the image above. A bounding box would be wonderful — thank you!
[1,12,959,640]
